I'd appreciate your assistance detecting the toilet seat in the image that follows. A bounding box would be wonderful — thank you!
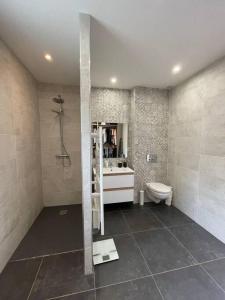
[147,182,171,194]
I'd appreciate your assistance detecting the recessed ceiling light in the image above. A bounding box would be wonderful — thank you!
[44,53,53,62]
[110,77,117,84]
[172,64,182,74]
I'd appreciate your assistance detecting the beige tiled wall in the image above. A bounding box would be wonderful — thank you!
[168,57,225,243]
[0,40,43,272]
[38,83,81,206]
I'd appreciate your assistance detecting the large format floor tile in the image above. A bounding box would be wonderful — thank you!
[171,223,225,262]
[134,228,195,274]
[94,234,149,288]
[0,259,41,300]
[96,277,163,300]
[203,259,225,291]
[104,211,130,236]
[29,251,94,300]
[12,205,83,260]
[154,265,225,300]
[123,209,163,232]
[52,290,96,299]
[151,206,193,227]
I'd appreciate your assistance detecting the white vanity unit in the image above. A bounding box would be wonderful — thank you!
[103,167,134,204]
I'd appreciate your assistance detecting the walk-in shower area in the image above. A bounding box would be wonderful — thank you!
[0,40,84,297]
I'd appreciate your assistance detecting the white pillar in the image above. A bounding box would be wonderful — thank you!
[79,13,92,275]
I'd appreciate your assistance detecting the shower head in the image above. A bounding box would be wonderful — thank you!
[52,95,64,104]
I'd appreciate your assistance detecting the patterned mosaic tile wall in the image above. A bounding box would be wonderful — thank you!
[91,87,131,168]
[131,87,169,202]
[91,87,130,123]
[91,86,169,203]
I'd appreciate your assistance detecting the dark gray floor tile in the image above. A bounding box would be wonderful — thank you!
[151,205,193,227]
[134,229,195,274]
[122,202,164,211]
[104,203,123,211]
[12,205,83,260]
[96,277,162,300]
[203,259,225,291]
[52,290,96,299]
[171,223,225,262]
[104,211,130,236]
[154,265,225,300]
[123,209,163,232]
[95,234,149,288]
[144,201,166,208]
[29,251,94,299]
[0,258,41,300]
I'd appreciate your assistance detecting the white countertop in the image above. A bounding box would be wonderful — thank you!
[103,167,134,175]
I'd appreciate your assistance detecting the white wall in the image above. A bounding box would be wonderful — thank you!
[168,57,225,243]
[0,40,43,272]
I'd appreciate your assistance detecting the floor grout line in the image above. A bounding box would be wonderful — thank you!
[96,263,225,290]
[7,204,225,300]
[120,210,152,276]
[47,274,154,299]
[200,256,225,265]
[199,264,225,294]
[95,274,153,291]
[10,248,84,263]
[27,257,44,300]
[150,209,198,263]
[46,288,96,300]
[120,210,165,300]
[150,209,225,294]
[165,227,198,264]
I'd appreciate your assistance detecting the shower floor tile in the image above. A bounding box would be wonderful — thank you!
[11,204,83,260]
[0,258,41,300]
[29,251,94,300]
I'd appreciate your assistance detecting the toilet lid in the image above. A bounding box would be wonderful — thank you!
[147,182,171,194]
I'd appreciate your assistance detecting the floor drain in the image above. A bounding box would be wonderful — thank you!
[59,209,68,216]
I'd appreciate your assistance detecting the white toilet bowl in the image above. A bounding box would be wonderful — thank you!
[146,182,172,206]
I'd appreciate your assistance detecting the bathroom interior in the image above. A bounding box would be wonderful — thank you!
[0,1,225,299]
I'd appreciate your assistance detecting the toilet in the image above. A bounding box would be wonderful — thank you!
[146,182,173,206]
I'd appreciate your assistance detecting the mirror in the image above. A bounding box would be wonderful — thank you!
[92,122,128,158]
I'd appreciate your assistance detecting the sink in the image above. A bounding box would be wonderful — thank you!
[103,167,134,175]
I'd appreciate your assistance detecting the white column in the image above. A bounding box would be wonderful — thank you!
[79,13,92,275]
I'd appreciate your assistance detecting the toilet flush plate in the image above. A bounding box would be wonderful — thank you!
[93,238,119,265]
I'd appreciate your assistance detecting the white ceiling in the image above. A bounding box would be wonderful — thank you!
[1,0,225,89]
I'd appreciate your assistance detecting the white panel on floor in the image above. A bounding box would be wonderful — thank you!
[93,238,119,265]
